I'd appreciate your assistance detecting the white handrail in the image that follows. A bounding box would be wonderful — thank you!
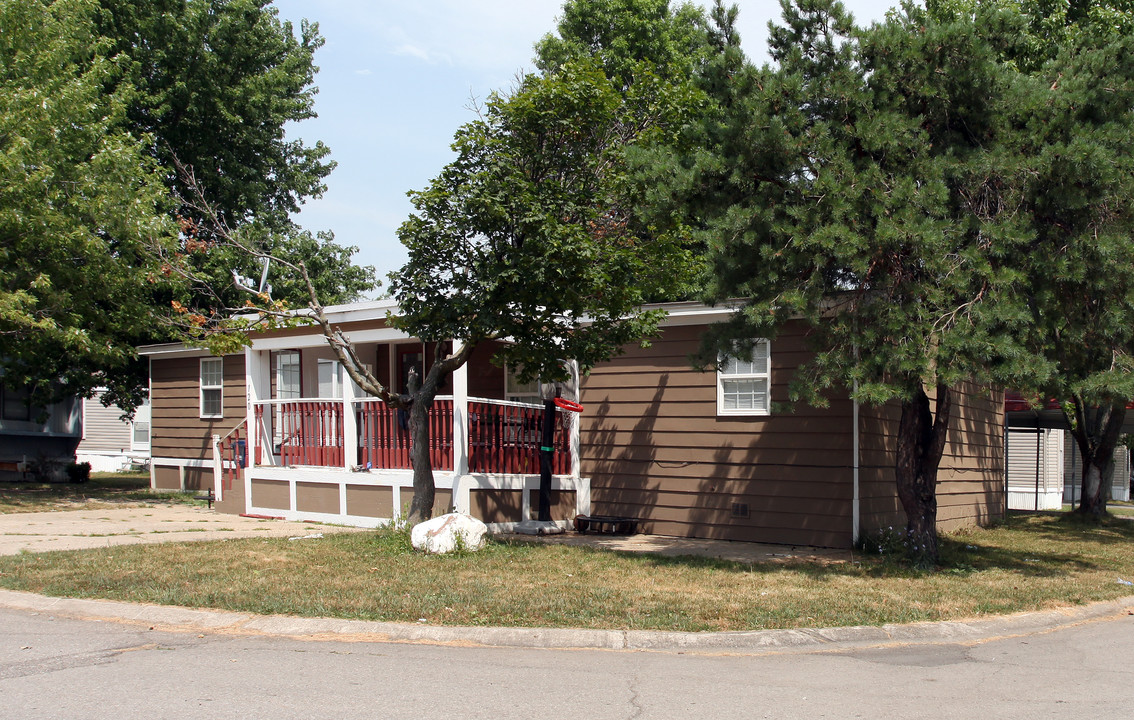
[351,395,454,405]
[253,397,346,407]
[467,396,547,411]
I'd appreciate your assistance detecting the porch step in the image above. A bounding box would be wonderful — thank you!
[573,514,639,536]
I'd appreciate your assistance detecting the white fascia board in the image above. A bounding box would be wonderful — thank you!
[570,301,743,328]
[649,301,744,327]
[230,298,400,326]
[137,343,213,359]
[321,298,401,322]
[250,326,414,351]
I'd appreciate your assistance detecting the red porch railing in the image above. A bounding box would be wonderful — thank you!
[467,399,571,475]
[255,400,345,467]
[251,396,569,475]
[356,398,454,471]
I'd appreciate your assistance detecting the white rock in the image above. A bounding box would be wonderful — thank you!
[410,513,488,554]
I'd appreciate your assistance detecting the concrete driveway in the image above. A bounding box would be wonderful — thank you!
[0,506,364,556]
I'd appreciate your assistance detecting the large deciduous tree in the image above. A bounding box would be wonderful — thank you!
[95,0,374,312]
[96,0,330,234]
[373,0,707,524]
[0,0,176,412]
[4,0,374,413]
[199,0,708,525]
[651,0,1037,563]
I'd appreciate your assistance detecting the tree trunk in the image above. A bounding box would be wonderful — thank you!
[404,393,436,526]
[403,355,454,526]
[894,383,953,565]
[1070,399,1126,519]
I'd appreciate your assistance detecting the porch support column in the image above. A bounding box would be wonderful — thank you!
[342,365,359,471]
[452,339,469,477]
[569,360,581,479]
[246,347,272,467]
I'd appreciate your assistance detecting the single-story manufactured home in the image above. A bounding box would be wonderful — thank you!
[1005,395,1132,508]
[75,388,151,473]
[139,300,1005,547]
[0,378,82,482]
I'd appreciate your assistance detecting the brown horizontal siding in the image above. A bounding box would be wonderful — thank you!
[856,382,1005,536]
[637,519,849,548]
[581,321,855,548]
[150,355,246,459]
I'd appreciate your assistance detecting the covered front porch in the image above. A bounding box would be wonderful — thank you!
[215,318,589,531]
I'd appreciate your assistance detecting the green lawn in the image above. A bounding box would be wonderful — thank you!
[1,513,1131,632]
[0,472,203,514]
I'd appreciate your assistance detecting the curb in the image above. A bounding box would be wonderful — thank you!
[1,589,1131,654]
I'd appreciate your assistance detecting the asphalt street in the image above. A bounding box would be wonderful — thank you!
[2,602,1132,720]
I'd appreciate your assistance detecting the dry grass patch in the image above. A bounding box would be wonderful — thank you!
[0,473,202,513]
[0,513,1131,631]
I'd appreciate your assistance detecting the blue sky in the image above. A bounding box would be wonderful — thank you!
[271,0,897,292]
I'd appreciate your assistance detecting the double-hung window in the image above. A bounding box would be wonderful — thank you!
[200,358,224,419]
[717,340,771,416]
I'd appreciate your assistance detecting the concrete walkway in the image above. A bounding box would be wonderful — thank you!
[0,506,364,556]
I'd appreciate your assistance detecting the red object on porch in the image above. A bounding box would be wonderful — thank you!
[222,421,247,493]
[467,400,570,475]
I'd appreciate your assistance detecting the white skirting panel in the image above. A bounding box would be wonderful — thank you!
[243,466,591,533]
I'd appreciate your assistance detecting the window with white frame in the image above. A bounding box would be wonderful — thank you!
[317,358,344,399]
[131,394,150,450]
[717,340,771,416]
[200,358,224,418]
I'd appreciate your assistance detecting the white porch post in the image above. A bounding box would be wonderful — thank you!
[452,339,469,478]
[568,360,581,478]
[211,434,223,503]
[342,367,359,471]
[245,347,273,467]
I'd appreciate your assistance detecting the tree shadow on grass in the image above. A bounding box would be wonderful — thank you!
[511,514,1133,581]
[0,474,193,512]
